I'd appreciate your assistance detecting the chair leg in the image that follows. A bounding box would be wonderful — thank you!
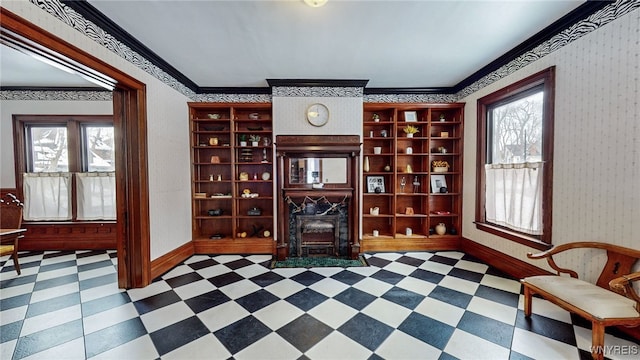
[591,322,605,360]
[523,285,532,317]
[12,251,21,275]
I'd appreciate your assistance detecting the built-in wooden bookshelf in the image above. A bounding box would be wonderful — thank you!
[188,103,275,254]
[362,103,464,251]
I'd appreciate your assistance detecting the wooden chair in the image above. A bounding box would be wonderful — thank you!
[521,242,640,360]
[1,193,24,274]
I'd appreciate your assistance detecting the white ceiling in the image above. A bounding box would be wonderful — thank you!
[0,44,98,88]
[1,0,587,90]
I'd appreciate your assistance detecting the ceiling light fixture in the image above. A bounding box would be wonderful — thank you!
[304,0,328,7]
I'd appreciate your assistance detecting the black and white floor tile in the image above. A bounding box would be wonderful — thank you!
[1,250,638,359]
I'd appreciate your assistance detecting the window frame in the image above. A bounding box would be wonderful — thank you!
[80,122,116,172]
[25,122,70,172]
[13,114,114,222]
[475,67,555,250]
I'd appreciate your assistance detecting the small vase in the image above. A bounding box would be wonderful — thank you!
[364,156,370,172]
[407,133,414,138]
[435,223,447,235]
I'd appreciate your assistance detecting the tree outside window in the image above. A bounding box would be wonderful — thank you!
[28,126,69,172]
[489,91,543,165]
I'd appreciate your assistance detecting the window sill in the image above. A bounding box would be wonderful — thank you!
[474,221,551,251]
[23,220,116,225]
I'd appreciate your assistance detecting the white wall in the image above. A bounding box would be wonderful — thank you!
[3,1,193,261]
[0,100,113,186]
[461,8,640,281]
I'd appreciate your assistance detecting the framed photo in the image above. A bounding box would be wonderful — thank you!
[430,175,447,193]
[404,111,417,122]
[367,176,385,193]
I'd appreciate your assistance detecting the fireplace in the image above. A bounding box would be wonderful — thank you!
[276,135,361,260]
[286,199,350,257]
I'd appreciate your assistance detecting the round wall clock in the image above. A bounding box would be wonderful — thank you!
[306,103,329,127]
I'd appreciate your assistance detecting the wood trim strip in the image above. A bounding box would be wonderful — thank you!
[361,237,461,253]
[193,239,276,255]
[150,242,195,280]
[460,237,552,280]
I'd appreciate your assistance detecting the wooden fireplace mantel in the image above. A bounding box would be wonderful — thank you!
[276,135,361,260]
[276,135,361,154]
[282,188,354,198]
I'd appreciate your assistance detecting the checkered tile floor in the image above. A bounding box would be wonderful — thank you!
[1,250,638,359]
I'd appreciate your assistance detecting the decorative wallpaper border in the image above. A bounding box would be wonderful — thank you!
[16,0,639,103]
[272,87,363,98]
[0,90,112,101]
[192,93,272,103]
[364,93,458,104]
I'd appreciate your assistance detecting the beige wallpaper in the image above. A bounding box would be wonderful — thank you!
[272,97,363,136]
[461,8,640,281]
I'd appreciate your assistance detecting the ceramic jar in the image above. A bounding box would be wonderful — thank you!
[435,223,447,235]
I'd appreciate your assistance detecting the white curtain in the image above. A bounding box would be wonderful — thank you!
[76,172,116,220]
[485,162,543,235]
[23,172,72,221]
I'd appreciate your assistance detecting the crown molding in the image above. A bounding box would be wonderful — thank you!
[364,87,455,95]
[267,79,369,88]
[197,87,272,95]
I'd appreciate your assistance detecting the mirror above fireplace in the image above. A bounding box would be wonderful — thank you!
[288,157,347,184]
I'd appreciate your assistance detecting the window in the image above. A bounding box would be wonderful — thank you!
[14,115,115,221]
[476,67,555,250]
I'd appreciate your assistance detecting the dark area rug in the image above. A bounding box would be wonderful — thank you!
[271,256,369,269]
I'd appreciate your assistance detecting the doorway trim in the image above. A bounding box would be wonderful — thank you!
[1,8,150,288]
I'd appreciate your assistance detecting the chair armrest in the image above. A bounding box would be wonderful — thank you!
[609,272,640,310]
[527,243,586,278]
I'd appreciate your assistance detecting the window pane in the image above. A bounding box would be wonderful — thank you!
[489,91,543,164]
[84,126,115,171]
[29,126,68,172]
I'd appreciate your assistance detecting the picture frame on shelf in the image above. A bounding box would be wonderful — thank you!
[404,111,418,122]
[430,174,447,193]
[367,176,385,193]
